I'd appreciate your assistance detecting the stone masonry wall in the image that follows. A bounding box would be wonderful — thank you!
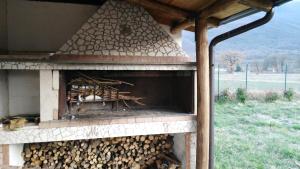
[57,0,188,57]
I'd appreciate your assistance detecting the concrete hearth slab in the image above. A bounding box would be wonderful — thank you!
[0,114,196,144]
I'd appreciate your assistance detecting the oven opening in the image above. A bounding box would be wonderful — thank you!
[59,70,195,120]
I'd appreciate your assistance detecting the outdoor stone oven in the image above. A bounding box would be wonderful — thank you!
[51,0,197,121]
[0,0,197,168]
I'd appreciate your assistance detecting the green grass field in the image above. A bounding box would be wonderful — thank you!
[215,100,300,169]
[215,73,300,92]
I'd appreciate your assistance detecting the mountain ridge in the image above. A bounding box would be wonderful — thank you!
[182,1,300,61]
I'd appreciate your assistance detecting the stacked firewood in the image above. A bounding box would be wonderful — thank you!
[22,135,181,169]
[67,73,144,110]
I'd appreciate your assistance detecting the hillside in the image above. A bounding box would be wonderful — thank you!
[182,0,300,61]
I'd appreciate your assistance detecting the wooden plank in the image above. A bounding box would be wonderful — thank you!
[195,17,210,169]
[51,55,193,65]
[185,133,192,169]
[171,18,195,34]
[171,17,220,34]
[200,0,238,18]
[239,0,273,11]
[157,0,216,11]
[126,0,193,19]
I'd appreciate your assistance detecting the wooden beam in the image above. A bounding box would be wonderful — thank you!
[126,0,194,19]
[171,0,237,34]
[171,17,220,34]
[195,17,210,169]
[29,0,106,5]
[200,0,239,18]
[239,0,273,12]
[171,18,194,34]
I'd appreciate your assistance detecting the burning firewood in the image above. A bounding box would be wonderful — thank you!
[22,135,181,169]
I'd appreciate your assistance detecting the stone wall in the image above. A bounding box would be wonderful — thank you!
[57,0,188,57]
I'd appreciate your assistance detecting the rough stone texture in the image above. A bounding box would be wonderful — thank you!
[0,119,196,144]
[0,61,196,70]
[57,0,188,57]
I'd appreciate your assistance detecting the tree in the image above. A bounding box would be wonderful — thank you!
[263,56,278,72]
[263,55,288,73]
[220,51,245,73]
[235,64,242,72]
[252,61,263,74]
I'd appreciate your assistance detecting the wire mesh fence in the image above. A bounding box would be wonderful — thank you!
[215,64,300,96]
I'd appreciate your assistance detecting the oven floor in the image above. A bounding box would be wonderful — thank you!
[40,110,195,129]
[63,109,193,120]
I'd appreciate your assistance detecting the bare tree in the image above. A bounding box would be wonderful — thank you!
[263,55,288,73]
[220,51,245,73]
[252,61,263,74]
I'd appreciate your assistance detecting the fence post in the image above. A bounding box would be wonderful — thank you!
[246,64,248,90]
[218,64,220,98]
[284,64,288,91]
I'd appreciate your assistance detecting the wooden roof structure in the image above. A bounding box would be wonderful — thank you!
[127,0,290,33]
[32,0,291,33]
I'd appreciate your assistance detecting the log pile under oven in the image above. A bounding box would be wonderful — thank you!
[22,135,181,169]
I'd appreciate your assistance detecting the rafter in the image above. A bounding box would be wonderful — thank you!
[239,0,273,12]
[126,0,195,19]
[170,0,273,34]
[170,17,221,34]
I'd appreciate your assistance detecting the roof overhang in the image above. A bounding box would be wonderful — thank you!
[30,0,292,33]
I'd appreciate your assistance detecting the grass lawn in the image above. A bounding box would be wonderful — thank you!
[215,100,300,169]
[215,73,300,92]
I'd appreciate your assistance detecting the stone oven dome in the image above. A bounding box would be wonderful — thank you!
[56,0,189,58]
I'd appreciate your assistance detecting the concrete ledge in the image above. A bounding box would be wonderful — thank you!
[0,62,196,70]
[0,115,196,144]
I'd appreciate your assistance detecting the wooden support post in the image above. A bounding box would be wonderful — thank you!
[195,16,210,169]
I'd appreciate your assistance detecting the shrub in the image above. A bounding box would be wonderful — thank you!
[265,92,279,102]
[236,88,247,103]
[235,64,242,72]
[284,88,294,101]
[217,89,231,103]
